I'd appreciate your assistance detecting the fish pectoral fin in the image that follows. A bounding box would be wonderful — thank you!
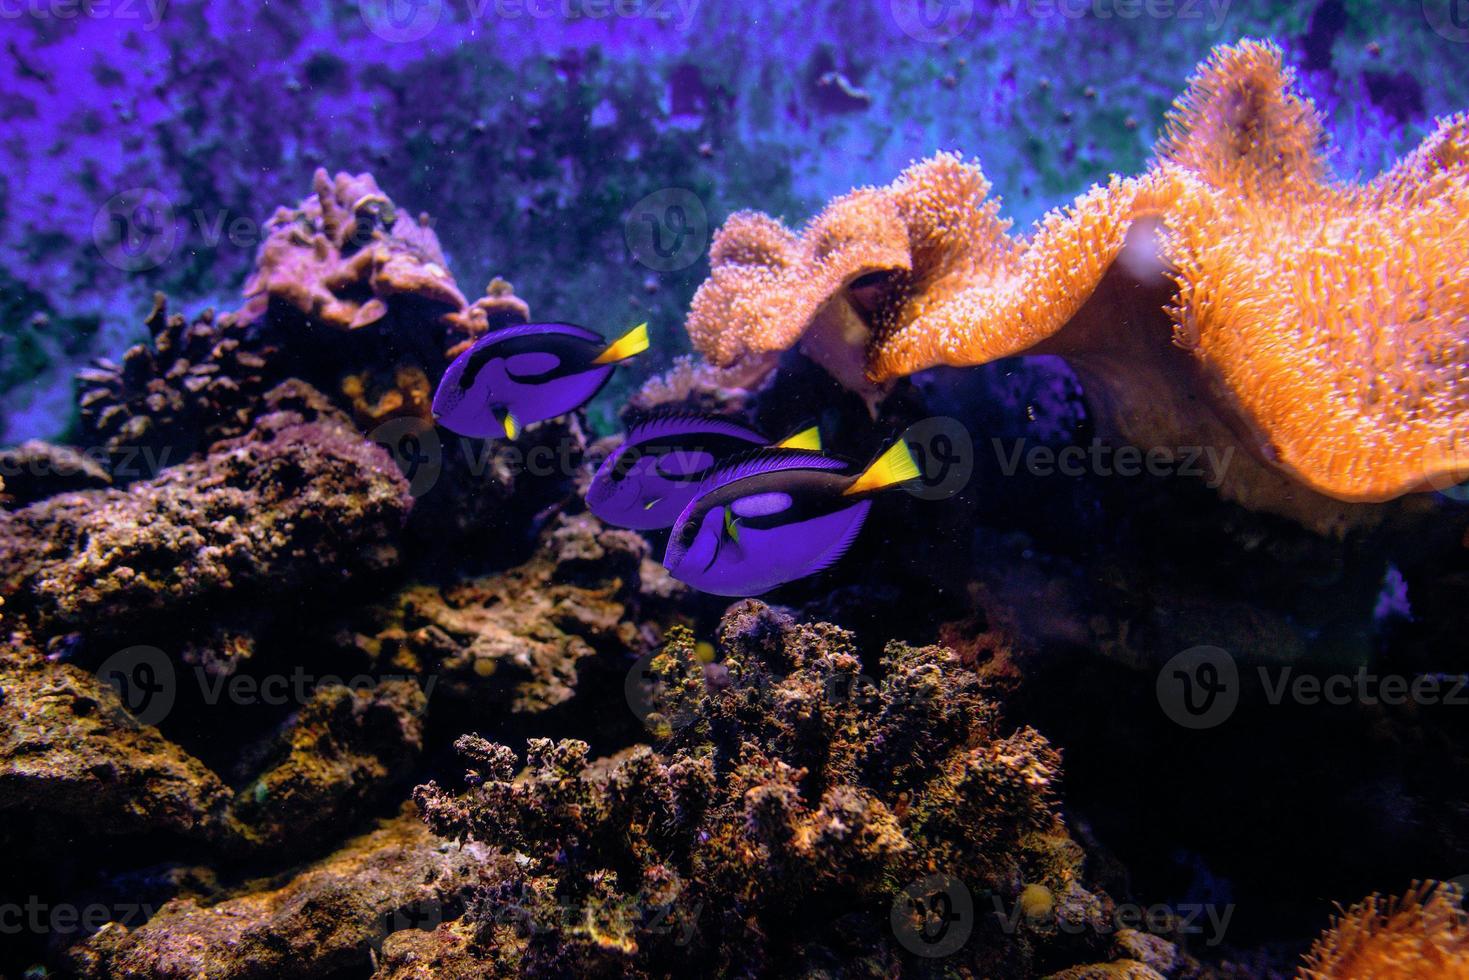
[495,407,522,440]
[723,505,741,544]
[642,497,663,511]
[591,322,650,365]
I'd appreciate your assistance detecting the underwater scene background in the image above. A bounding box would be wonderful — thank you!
[1,0,1468,976]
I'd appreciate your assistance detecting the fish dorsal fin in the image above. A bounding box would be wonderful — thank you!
[476,321,605,347]
[624,411,767,447]
[843,440,920,496]
[695,448,849,497]
[774,424,822,452]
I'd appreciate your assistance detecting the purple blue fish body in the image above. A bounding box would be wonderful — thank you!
[587,413,782,530]
[663,442,918,597]
[432,321,649,438]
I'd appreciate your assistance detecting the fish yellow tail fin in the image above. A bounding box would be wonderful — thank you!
[592,322,650,365]
[843,440,920,496]
[774,425,822,452]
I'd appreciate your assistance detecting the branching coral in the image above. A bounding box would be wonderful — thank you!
[685,40,1469,531]
[1299,881,1469,979]
[409,602,1106,977]
[78,296,281,477]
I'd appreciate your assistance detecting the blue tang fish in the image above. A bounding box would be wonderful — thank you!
[432,321,649,439]
[586,413,822,530]
[663,440,919,597]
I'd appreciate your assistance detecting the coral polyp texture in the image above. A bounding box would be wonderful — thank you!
[408,602,1133,978]
[685,39,1469,531]
[244,169,467,336]
[1298,881,1469,979]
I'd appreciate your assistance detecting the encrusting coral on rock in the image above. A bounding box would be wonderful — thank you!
[685,40,1469,532]
[243,169,466,337]
[345,512,653,716]
[405,602,1120,978]
[0,648,230,841]
[67,808,502,980]
[0,382,411,644]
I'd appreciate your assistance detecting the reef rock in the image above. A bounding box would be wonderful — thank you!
[0,657,228,839]
[224,680,427,857]
[0,440,112,507]
[67,809,501,980]
[347,512,650,715]
[0,382,412,642]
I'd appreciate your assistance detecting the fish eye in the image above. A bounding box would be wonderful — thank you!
[680,521,698,544]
